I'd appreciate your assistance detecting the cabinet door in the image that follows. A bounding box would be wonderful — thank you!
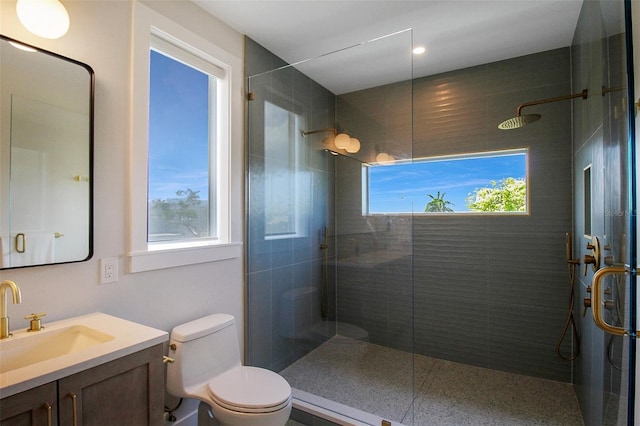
[0,382,58,426]
[57,344,164,426]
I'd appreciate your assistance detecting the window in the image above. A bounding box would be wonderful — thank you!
[364,149,528,214]
[147,38,221,243]
[263,100,308,239]
[130,3,242,272]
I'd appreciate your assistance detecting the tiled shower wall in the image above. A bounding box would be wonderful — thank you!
[335,47,574,382]
[245,38,336,371]
[246,37,576,381]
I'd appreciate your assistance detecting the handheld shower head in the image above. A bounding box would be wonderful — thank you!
[498,89,588,130]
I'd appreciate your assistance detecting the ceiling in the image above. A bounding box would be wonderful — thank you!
[195,0,585,94]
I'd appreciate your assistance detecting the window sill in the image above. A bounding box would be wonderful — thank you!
[128,242,242,273]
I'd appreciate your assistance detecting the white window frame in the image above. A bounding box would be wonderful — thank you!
[363,148,529,215]
[129,2,241,272]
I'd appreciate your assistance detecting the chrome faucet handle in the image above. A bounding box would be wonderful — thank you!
[25,312,47,332]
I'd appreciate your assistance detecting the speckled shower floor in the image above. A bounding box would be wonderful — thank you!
[281,336,584,425]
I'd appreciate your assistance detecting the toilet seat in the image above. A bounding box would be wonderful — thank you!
[207,366,291,414]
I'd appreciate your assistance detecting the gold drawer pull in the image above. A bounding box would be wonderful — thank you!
[69,392,78,426]
[44,402,52,426]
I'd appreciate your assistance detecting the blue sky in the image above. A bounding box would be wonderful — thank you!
[368,152,526,213]
[148,50,525,213]
[148,50,210,201]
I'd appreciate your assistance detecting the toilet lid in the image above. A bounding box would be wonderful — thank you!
[207,366,291,413]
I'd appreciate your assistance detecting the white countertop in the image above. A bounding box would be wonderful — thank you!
[0,312,168,398]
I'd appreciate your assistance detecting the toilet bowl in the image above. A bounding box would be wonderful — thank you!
[166,314,292,425]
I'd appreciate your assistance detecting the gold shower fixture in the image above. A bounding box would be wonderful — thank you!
[498,89,588,130]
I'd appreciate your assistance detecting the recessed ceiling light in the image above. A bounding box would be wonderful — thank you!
[412,46,426,55]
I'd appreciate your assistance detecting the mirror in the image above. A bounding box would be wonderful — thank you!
[0,35,93,269]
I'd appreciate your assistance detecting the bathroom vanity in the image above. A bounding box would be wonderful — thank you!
[0,313,168,425]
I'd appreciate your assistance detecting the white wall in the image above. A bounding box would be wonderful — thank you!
[0,0,245,422]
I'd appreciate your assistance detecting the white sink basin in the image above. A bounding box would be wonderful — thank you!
[0,312,168,399]
[0,325,115,374]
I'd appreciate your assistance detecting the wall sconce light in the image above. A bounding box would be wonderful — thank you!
[302,127,361,154]
[334,133,350,149]
[16,0,70,39]
[345,137,360,153]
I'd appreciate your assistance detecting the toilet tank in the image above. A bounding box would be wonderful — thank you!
[167,313,242,396]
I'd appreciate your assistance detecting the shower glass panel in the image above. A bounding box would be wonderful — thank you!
[597,1,632,422]
[246,30,415,424]
[571,1,635,424]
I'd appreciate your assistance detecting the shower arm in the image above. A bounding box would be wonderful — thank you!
[301,128,337,137]
[602,85,626,96]
[515,89,588,117]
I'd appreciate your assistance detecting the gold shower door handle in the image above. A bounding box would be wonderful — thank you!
[591,265,638,336]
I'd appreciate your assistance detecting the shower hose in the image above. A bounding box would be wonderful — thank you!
[556,232,580,361]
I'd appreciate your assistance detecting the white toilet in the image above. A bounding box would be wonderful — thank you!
[166,314,292,426]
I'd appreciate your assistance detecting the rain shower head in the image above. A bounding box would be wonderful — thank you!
[498,114,541,130]
[498,89,588,130]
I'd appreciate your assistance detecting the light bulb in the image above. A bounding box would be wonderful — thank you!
[376,153,395,164]
[346,137,360,153]
[334,133,350,150]
[323,135,335,146]
[16,0,70,39]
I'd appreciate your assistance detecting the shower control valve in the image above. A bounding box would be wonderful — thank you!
[583,255,597,276]
[583,297,591,317]
[583,236,601,276]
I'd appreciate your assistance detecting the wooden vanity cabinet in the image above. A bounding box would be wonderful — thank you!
[1,344,164,426]
[0,382,58,426]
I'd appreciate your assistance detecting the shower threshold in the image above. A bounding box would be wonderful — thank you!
[291,389,404,426]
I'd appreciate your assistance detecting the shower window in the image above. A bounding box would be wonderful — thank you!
[264,100,309,239]
[364,148,528,214]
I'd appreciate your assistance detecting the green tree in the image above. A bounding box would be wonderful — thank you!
[465,177,526,212]
[424,191,455,212]
[151,188,202,236]
[174,189,201,235]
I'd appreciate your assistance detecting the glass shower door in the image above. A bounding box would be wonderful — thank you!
[245,30,416,424]
[577,1,637,424]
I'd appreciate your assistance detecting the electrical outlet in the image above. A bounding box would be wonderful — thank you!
[100,257,118,284]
